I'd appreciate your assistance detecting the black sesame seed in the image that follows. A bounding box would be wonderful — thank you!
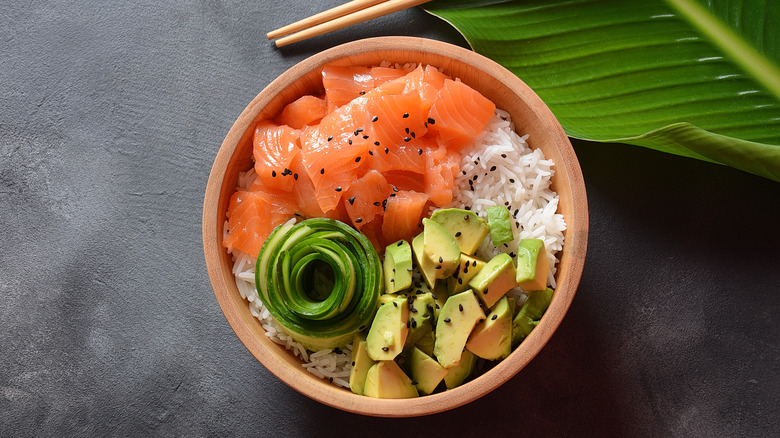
[392,186,399,192]
[384,147,389,154]
[455,231,462,237]
[483,287,489,295]
[355,156,361,162]
[334,347,342,354]
[461,170,467,175]
[393,302,398,307]
[329,377,333,382]
[403,113,409,118]
[327,136,333,142]
[406,320,411,328]
[492,314,498,320]
[464,215,470,221]
[472,260,477,267]
[368,150,374,155]
[362,135,369,139]
[389,193,396,197]
[501,154,507,158]
[352,361,356,366]
[509,178,515,183]
[405,127,410,134]
[510,252,516,258]
[294,173,299,180]
[490,165,497,171]
[348,139,352,145]
[411,307,418,313]
[474,160,479,165]
[320,168,325,174]
[472,175,478,181]
[348,196,356,205]
[397,241,403,246]
[390,278,394,282]
[438,256,443,263]
[335,187,342,192]
[514,209,519,217]
[372,116,378,122]
[411,132,416,138]
[355,218,363,223]
[435,265,442,270]
[418,149,423,155]
[373,201,381,206]
[272,170,277,177]
[458,278,463,285]
[459,304,463,312]
[435,304,440,309]
[411,319,417,328]
[382,346,389,352]
[359,90,366,95]
[444,318,451,323]
[404,137,411,142]
[427,117,435,125]
[431,294,437,300]
[465,206,471,210]
[374,141,380,146]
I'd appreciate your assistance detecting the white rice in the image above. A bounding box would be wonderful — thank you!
[225,109,565,388]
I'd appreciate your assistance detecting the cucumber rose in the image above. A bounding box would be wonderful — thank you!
[255,218,382,350]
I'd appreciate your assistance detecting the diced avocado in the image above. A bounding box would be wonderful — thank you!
[415,330,435,357]
[383,240,413,293]
[363,360,419,399]
[366,296,408,361]
[466,296,514,360]
[405,293,436,348]
[348,334,376,395]
[433,290,485,368]
[430,208,490,255]
[486,205,514,246]
[512,288,553,347]
[411,232,437,289]
[409,347,448,395]
[422,218,461,279]
[447,254,486,294]
[515,239,549,291]
[443,349,477,389]
[468,253,518,308]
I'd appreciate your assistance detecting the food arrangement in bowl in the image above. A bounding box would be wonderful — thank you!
[203,37,587,416]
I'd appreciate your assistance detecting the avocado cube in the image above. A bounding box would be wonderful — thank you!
[486,205,514,246]
[447,254,486,294]
[515,239,549,291]
[466,296,514,360]
[429,208,490,255]
[404,293,436,348]
[348,334,376,395]
[468,253,518,308]
[512,288,553,347]
[363,360,419,399]
[409,347,448,395]
[433,290,485,368]
[411,232,437,289]
[366,296,408,361]
[384,240,413,293]
[422,218,461,279]
[443,349,477,389]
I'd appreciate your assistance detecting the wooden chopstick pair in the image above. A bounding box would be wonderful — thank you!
[268,0,432,47]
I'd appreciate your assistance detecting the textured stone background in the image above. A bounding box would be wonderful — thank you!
[1,1,778,436]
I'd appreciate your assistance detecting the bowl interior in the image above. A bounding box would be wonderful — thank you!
[203,37,588,417]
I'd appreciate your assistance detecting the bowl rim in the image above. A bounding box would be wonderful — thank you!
[203,36,588,417]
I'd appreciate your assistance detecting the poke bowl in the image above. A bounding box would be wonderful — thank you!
[202,37,588,417]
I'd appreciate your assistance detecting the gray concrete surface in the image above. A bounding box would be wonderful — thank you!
[1,1,778,436]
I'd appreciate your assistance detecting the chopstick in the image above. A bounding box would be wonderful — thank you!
[269,0,433,48]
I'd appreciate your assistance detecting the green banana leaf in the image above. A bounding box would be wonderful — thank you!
[423,0,780,182]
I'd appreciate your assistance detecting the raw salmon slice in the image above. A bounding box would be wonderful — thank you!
[343,169,392,230]
[275,95,328,129]
[427,79,496,151]
[252,122,301,193]
[322,65,375,108]
[382,190,430,245]
[223,189,296,258]
[424,142,460,207]
[366,137,430,175]
[365,92,428,151]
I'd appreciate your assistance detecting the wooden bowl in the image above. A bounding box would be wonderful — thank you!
[203,37,588,417]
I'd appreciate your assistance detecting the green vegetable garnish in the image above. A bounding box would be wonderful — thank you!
[255,218,382,350]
